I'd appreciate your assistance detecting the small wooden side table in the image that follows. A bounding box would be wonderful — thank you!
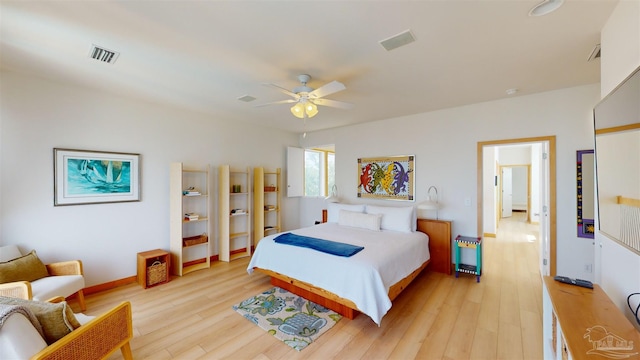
[416,218,452,275]
[454,235,482,282]
[137,249,170,289]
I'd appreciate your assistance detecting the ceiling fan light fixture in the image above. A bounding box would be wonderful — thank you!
[262,74,351,119]
[528,0,564,16]
[290,101,318,119]
[290,102,305,119]
[305,102,318,118]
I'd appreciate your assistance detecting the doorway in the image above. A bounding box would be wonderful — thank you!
[477,136,556,276]
[500,165,531,223]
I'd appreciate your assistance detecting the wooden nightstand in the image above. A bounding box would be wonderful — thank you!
[417,218,452,275]
[137,249,170,288]
[454,235,482,282]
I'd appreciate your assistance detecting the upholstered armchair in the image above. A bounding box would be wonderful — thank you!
[0,245,86,311]
[0,296,133,360]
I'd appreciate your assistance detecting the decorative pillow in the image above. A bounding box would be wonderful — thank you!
[338,210,382,231]
[0,296,81,344]
[365,205,415,233]
[0,250,49,284]
[326,203,365,223]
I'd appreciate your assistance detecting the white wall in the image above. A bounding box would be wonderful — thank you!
[510,167,528,210]
[499,146,531,165]
[597,0,640,329]
[601,1,640,98]
[301,84,600,281]
[0,70,299,286]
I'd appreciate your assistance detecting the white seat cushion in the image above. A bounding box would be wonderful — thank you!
[31,275,85,301]
[74,313,94,325]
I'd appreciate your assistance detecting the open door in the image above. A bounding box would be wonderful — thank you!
[540,143,551,276]
[501,167,513,218]
[286,147,304,197]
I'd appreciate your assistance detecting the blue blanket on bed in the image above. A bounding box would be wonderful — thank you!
[274,233,364,257]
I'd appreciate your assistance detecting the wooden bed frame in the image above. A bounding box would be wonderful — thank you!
[253,209,445,320]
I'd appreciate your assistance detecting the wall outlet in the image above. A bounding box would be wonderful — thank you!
[584,264,593,273]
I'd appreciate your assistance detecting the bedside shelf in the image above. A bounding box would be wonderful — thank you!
[454,235,482,282]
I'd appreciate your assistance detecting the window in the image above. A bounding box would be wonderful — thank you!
[286,146,335,198]
[327,152,335,195]
[305,150,321,196]
[304,148,335,197]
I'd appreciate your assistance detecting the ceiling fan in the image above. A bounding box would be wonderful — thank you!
[257,74,353,119]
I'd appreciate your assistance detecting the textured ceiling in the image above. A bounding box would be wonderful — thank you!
[0,1,618,133]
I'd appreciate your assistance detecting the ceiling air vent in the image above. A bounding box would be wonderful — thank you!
[379,30,416,51]
[89,44,119,64]
[588,44,601,62]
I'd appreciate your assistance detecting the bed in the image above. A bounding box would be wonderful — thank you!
[247,203,448,325]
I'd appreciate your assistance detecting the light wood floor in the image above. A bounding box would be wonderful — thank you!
[76,213,542,360]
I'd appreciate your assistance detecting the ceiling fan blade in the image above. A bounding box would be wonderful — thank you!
[254,99,297,107]
[262,83,299,98]
[309,80,346,99]
[312,98,354,109]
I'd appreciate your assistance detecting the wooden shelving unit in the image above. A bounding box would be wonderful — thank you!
[169,163,211,276]
[254,167,281,246]
[219,165,252,262]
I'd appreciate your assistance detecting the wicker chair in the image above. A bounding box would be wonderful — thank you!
[0,245,86,311]
[1,296,133,360]
[34,301,133,360]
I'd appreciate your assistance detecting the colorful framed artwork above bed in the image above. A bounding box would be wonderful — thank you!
[357,155,414,201]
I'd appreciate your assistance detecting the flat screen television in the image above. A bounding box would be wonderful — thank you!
[593,65,640,255]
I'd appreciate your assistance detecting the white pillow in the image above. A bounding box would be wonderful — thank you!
[0,310,47,360]
[365,205,416,233]
[326,203,365,223]
[338,210,382,231]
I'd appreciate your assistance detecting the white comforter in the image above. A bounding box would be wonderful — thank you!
[247,223,430,325]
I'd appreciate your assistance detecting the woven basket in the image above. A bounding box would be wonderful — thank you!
[147,261,167,286]
[183,233,208,247]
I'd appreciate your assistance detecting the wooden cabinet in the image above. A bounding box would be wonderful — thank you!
[137,249,170,288]
[542,276,640,359]
[169,163,211,276]
[417,218,452,275]
[219,165,251,261]
[254,167,281,246]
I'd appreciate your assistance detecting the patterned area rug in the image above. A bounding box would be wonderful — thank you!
[233,286,342,351]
